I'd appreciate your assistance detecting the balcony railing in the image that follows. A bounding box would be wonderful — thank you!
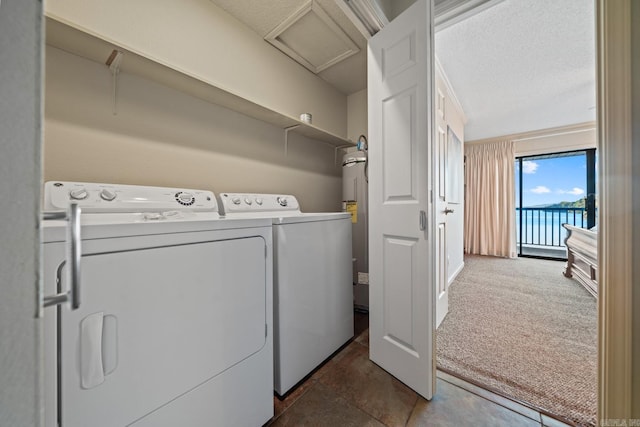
[516,207,588,249]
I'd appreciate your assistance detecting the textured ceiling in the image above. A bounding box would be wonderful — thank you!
[209,0,367,94]
[435,0,596,141]
[209,0,596,139]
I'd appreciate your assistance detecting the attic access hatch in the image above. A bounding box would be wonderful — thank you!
[265,0,359,74]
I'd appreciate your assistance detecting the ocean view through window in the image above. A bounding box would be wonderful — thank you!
[515,149,597,259]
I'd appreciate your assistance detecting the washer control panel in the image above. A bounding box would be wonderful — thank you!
[219,193,300,215]
[44,181,217,213]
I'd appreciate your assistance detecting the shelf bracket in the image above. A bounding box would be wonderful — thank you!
[334,144,354,166]
[284,125,300,156]
[106,50,124,116]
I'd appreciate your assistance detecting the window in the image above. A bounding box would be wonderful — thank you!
[515,149,596,259]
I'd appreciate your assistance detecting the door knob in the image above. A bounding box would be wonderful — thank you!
[444,208,454,215]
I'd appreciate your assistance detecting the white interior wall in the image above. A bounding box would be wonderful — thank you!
[45,0,347,138]
[44,46,342,212]
[514,126,597,157]
[468,123,596,157]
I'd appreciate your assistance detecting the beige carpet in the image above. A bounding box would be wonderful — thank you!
[436,255,597,426]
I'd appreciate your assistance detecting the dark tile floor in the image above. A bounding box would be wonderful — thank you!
[267,312,573,427]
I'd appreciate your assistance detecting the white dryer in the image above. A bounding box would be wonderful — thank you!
[42,182,273,427]
[219,193,353,396]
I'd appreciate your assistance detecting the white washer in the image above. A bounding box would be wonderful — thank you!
[42,182,273,427]
[219,193,353,396]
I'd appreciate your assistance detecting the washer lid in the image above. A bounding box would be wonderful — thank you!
[272,212,351,225]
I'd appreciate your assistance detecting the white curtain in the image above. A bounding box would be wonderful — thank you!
[464,140,516,258]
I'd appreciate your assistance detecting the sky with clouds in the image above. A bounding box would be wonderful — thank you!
[516,154,589,207]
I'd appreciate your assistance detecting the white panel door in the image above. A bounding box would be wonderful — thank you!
[368,0,435,399]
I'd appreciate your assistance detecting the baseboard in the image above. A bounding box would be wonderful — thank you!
[448,261,464,285]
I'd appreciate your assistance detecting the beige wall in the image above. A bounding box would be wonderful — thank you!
[347,89,368,143]
[377,0,417,21]
[44,46,342,212]
[45,0,347,138]
[374,0,394,22]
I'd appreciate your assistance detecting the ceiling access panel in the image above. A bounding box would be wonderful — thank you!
[265,0,360,74]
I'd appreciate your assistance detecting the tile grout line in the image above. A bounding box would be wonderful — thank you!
[274,331,365,417]
[350,339,420,427]
[346,336,397,426]
[314,337,411,427]
[269,380,318,425]
[272,339,371,424]
[402,394,421,427]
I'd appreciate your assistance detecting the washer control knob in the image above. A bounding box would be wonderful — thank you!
[244,197,252,205]
[69,188,89,200]
[255,197,263,205]
[277,196,288,207]
[100,189,117,201]
[232,197,241,205]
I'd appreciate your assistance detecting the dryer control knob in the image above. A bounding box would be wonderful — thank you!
[232,197,241,205]
[255,197,263,205]
[100,189,117,201]
[177,192,195,205]
[69,188,89,200]
[277,196,288,207]
[244,197,252,205]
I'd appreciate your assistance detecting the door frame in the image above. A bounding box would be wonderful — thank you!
[0,0,44,425]
[360,0,636,418]
[430,0,637,417]
[596,0,634,420]
[0,0,634,423]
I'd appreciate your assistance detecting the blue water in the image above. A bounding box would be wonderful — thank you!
[516,210,590,247]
